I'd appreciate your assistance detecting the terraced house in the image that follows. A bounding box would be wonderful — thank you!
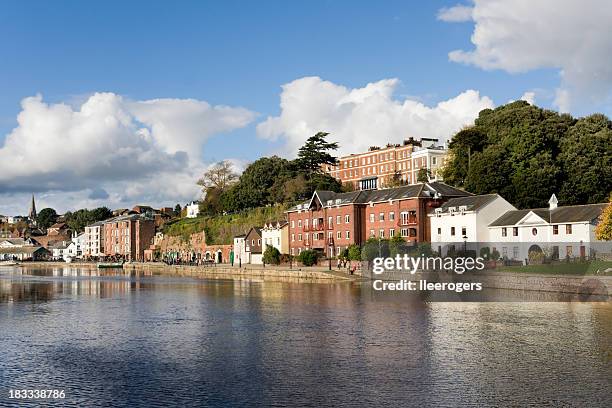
[286,182,470,258]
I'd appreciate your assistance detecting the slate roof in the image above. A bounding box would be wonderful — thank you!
[489,203,607,226]
[291,182,471,212]
[0,246,48,255]
[432,193,501,213]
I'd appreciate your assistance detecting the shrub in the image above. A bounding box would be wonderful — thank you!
[389,235,406,257]
[298,250,319,266]
[263,246,281,265]
[491,249,500,261]
[347,244,361,261]
[479,246,491,259]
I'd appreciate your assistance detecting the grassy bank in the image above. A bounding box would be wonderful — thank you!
[162,204,289,245]
[497,260,612,276]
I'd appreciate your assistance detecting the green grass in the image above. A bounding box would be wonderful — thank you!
[162,204,289,245]
[497,260,612,276]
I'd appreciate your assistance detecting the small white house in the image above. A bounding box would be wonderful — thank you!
[488,194,608,261]
[233,235,247,265]
[429,194,516,255]
[186,202,200,218]
[261,220,289,255]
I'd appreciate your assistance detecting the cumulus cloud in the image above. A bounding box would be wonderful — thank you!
[441,0,612,112]
[437,4,473,22]
[257,76,493,156]
[520,92,536,105]
[0,92,256,213]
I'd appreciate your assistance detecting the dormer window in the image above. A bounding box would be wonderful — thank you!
[335,199,341,205]
[459,205,467,213]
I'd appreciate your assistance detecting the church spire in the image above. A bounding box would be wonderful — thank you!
[29,193,37,221]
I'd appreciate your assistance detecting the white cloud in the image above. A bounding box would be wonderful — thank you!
[256,76,494,156]
[0,93,256,213]
[520,91,536,105]
[437,4,473,22]
[442,0,612,112]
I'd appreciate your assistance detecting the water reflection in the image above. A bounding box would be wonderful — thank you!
[0,266,610,407]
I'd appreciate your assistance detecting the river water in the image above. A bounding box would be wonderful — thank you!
[0,265,610,407]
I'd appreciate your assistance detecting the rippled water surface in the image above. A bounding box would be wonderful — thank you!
[1,266,611,407]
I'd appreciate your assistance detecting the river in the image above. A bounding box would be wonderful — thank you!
[1,265,610,407]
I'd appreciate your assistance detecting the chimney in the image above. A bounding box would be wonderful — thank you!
[548,194,558,210]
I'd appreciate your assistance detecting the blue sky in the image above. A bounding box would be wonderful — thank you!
[0,0,609,213]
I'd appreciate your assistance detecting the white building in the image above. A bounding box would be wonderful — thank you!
[84,221,105,258]
[186,202,200,218]
[429,194,516,255]
[233,234,247,265]
[261,220,289,255]
[410,144,448,183]
[488,194,608,261]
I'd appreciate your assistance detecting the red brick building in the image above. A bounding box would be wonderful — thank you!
[286,182,471,258]
[103,214,155,261]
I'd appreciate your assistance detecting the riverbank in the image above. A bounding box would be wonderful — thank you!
[11,261,611,296]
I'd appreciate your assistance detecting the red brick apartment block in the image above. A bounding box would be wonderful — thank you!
[286,182,470,258]
[103,214,155,261]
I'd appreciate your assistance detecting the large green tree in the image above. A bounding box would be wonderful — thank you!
[36,208,58,229]
[295,132,338,174]
[443,101,610,208]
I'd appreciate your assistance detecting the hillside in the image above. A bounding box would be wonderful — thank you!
[162,204,289,245]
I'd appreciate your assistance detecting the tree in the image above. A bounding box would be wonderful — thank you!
[36,208,58,230]
[347,244,361,261]
[387,172,404,188]
[595,194,612,240]
[341,182,356,192]
[298,249,319,266]
[417,168,430,183]
[295,132,338,174]
[63,207,113,232]
[263,245,281,265]
[197,160,238,193]
[389,235,406,257]
[174,204,182,217]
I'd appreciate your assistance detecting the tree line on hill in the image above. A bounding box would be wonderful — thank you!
[36,207,113,232]
[442,101,611,209]
[197,132,349,215]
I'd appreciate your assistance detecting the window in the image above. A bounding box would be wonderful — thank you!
[389,212,395,221]
[298,220,302,228]
[437,227,441,235]
[336,215,341,224]
[401,228,408,237]
[513,247,519,259]
[370,230,375,237]
[432,157,437,165]
[379,213,384,222]
[566,224,572,234]
[328,216,332,227]
[345,215,350,223]
[390,229,395,237]
[337,231,341,239]
[566,246,573,257]
[531,228,537,236]
[291,248,295,256]
[370,213,375,223]
[251,239,255,245]
[400,212,409,225]
[502,227,507,237]
[513,227,518,236]
[346,231,350,239]
[553,225,559,235]
[379,229,384,238]
[305,219,309,228]
[461,227,467,237]
[298,234,302,241]
[257,239,261,245]
[451,227,455,236]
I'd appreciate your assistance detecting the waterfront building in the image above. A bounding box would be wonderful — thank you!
[429,194,516,255]
[245,227,263,264]
[286,182,471,258]
[233,234,247,265]
[488,194,608,261]
[261,220,289,255]
[322,138,448,190]
[84,221,105,258]
[0,246,49,261]
[103,214,155,261]
[186,201,200,218]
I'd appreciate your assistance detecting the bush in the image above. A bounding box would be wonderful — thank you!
[389,235,406,257]
[340,248,349,259]
[347,244,361,261]
[263,246,281,265]
[491,249,500,261]
[479,246,491,259]
[279,253,293,264]
[298,250,319,266]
